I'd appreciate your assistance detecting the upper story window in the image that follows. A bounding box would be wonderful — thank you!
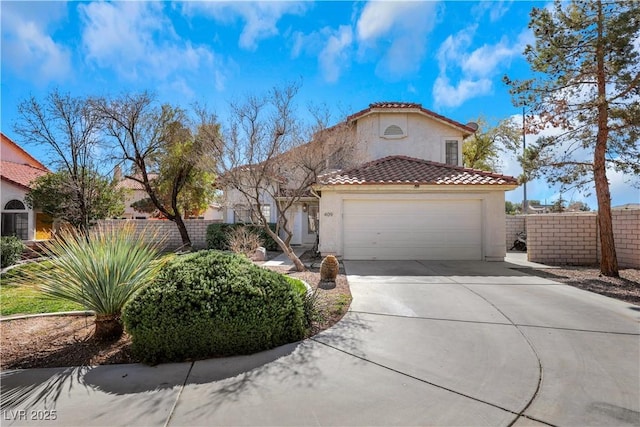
[445,140,459,166]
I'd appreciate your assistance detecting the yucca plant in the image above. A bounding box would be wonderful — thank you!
[20,223,166,341]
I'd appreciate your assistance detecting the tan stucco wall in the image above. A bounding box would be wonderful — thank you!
[354,113,465,165]
[317,185,507,261]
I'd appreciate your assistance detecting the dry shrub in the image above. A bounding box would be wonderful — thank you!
[227,226,264,256]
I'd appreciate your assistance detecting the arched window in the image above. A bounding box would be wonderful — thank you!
[4,200,26,210]
[2,200,28,239]
[383,125,404,137]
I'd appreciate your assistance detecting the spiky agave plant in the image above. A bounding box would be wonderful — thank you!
[25,223,166,341]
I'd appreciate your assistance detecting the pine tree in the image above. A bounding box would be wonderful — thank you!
[505,0,640,276]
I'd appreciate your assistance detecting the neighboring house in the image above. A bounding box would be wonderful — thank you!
[223,102,518,261]
[0,133,51,241]
[116,172,223,221]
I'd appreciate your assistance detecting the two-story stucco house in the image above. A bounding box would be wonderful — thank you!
[224,102,518,261]
[0,133,51,241]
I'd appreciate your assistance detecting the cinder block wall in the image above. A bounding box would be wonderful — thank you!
[526,213,598,265]
[505,215,526,249]
[95,219,220,250]
[524,210,639,268]
[611,210,640,268]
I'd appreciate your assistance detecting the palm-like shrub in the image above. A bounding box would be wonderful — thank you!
[21,224,166,341]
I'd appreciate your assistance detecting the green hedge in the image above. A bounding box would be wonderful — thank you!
[1,236,25,268]
[122,250,305,364]
[206,223,279,251]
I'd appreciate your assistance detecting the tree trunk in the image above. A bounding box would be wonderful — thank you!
[174,216,193,251]
[594,0,619,277]
[264,225,306,272]
[94,314,123,341]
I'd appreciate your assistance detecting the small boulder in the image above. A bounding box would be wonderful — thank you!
[320,255,339,282]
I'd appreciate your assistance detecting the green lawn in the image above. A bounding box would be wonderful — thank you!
[1,261,84,316]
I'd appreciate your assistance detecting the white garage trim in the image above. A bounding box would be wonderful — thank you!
[342,199,482,260]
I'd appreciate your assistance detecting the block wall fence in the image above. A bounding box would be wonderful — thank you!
[505,211,639,268]
[95,219,221,250]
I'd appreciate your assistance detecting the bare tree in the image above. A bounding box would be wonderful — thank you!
[14,89,119,232]
[93,92,221,250]
[219,83,355,271]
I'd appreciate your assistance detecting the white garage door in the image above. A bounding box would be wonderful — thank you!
[343,199,482,260]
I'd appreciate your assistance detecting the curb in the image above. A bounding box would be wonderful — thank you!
[1,310,95,322]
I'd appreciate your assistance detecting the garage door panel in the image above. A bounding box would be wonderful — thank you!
[343,199,482,260]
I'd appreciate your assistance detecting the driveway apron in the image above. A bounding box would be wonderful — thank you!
[336,260,640,427]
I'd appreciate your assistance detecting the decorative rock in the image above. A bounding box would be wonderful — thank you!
[253,247,267,261]
[320,255,339,282]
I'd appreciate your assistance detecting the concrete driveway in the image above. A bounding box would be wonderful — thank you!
[1,260,639,426]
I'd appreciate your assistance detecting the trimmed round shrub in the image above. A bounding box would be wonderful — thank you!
[123,250,306,364]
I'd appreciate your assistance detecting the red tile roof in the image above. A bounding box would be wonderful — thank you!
[347,102,476,135]
[0,161,49,190]
[318,156,518,186]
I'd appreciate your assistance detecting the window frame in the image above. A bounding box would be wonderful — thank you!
[442,137,462,166]
[1,199,29,240]
[233,205,251,224]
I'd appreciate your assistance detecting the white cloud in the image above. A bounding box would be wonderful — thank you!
[355,1,440,78]
[79,2,221,90]
[462,34,526,77]
[433,76,492,108]
[318,26,353,83]
[471,1,513,22]
[433,25,530,107]
[290,26,354,83]
[291,1,439,83]
[183,2,307,51]
[436,25,477,74]
[1,2,72,83]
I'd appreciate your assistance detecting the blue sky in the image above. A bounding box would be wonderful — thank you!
[1,1,638,208]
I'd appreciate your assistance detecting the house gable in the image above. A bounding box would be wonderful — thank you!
[343,102,475,166]
[1,133,47,170]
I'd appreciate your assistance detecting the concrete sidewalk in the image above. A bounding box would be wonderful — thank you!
[1,260,638,426]
[262,247,307,268]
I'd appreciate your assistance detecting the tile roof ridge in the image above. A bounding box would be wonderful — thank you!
[335,155,516,182]
[420,159,518,180]
[0,159,49,173]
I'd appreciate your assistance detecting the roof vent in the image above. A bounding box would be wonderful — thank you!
[383,125,404,137]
